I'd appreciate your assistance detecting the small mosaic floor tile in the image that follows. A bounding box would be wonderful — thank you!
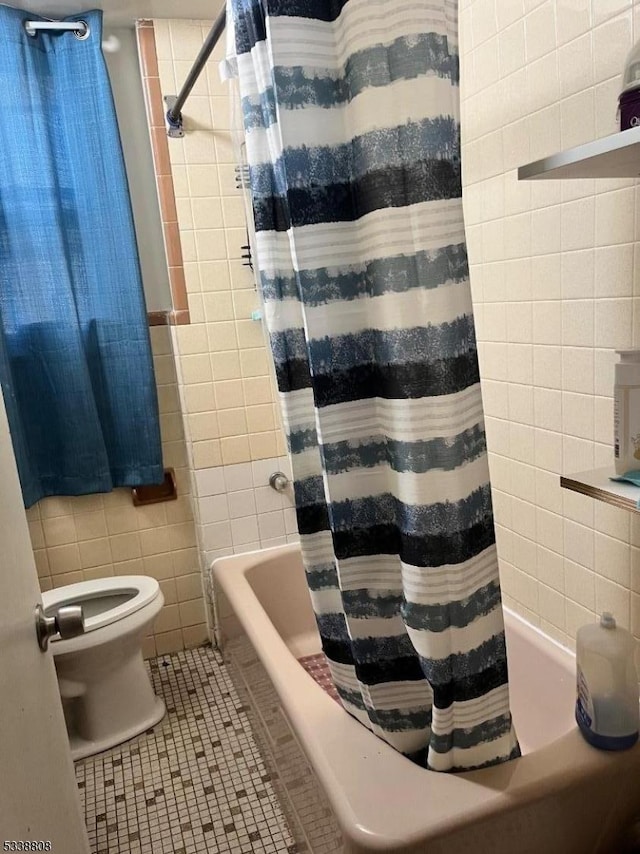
[75,646,297,854]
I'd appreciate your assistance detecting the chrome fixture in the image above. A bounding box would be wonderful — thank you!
[35,603,85,652]
[269,472,289,492]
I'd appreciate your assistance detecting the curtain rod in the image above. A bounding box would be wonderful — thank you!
[23,19,120,52]
[24,19,90,38]
[165,7,227,138]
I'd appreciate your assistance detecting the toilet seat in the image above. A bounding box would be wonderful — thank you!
[42,576,160,635]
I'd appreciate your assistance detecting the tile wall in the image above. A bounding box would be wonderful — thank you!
[30,326,207,658]
[137,19,191,326]
[194,456,298,566]
[150,16,286,471]
[136,16,297,613]
[460,0,640,647]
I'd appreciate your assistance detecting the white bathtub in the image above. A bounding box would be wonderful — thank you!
[213,543,640,854]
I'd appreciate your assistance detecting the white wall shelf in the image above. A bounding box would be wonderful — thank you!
[518,127,640,180]
[560,468,640,514]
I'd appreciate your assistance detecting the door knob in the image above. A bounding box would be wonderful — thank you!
[35,603,85,652]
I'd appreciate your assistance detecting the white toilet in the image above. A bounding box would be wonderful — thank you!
[42,576,166,760]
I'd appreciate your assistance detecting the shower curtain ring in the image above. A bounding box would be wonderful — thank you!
[74,21,90,40]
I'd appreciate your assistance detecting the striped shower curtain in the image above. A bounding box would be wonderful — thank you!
[227,0,520,772]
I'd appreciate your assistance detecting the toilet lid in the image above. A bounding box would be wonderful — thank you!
[41,576,160,635]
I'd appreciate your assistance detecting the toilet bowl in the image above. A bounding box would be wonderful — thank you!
[42,576,166,760]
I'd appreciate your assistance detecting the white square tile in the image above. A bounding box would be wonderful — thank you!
[258,511,286,541]
[508,383,534,424]
[562,347,595,394]
[485,416,511,455]
[231,515,260,545]
[538,583,566,630]
[562,300,594,347]
[595,576,631,628]
[594,395,613,445]
[202,521,232,551]
[511,497,536,540]
[227,489,257,519]
[562,391,594,440]
[255,485,285,514]
[528,50,560,113]
[509,422,535,462]
[251,457,281,487]
[504,344,533,385]
[483,302,507,341]
[593,348,617,396]
[594,187,635,247]
[525,0,556,63]
[528,103,561,162]
[563,434,595,473]
[561,197,595,252]
[510,459,536,503]
[224,462,253,491]
[484,342,511,381]
[565,559,596,610]
[533,345,562,389]
[531,253,561,301]
[594,298,633,348]
[558,32,592,96]
[499,19,526,76]
[595,532,631,587]
[482,379,509,418]
[564,519,594,569]
[532,301,562,345]
[195,467,226,497]
[563,488,595,527]
[534,387,562,431]
[594,501,630,543]
[283,508,299,535]
[535,466,564,514]
[506,302,533,343]
[536,507,564,553]
[531,205,561,256]
[537,545,564,592]
[561,248,595,300]
[560,89,595,149]
[278,454,293,480]
[199,494,229,525]
[592,10,633,81]
[233,540,260,554]
[594,244,634,298]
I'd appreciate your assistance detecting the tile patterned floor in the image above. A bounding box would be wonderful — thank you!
[75,646,298,854]
[297,654,340,705]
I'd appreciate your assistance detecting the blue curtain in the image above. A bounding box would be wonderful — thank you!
[228,0,520,771]
[0,7,163,508]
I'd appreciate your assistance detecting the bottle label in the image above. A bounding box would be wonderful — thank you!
[576,665,594,730]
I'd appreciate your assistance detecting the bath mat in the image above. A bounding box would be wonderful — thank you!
[298,654,341,704]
